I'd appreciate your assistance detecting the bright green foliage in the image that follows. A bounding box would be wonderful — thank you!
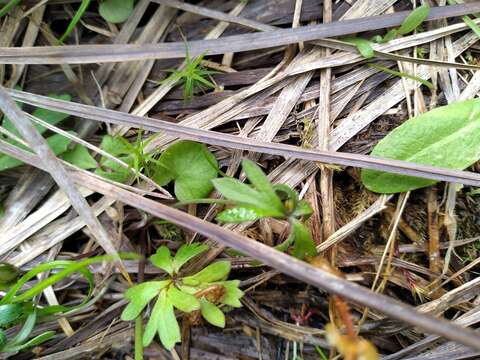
[99,0,134,23]
[343,37,374,58]
[121,243,243,350]
[397,5,430,35]
[345,5,430,58]
[361,99,480,193]
[0,254,137,354]
[153,140,219,201]
[0,0,21,18]
[62,144,97,170]
[213,160,317,259]
[163,47,217,101]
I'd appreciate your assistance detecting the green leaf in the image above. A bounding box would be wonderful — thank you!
[58,0,90,43]
[150,246,174,275]
[143,290,180,349]
[3,331,55,352]
[218,280,243,308]
[216,206,270,223]
[200,298,225,328]
[0,329,6,349]
[121,281,168,321]
[153,141,219,201]
[95,135,133,183]
[291,200,313,219]
[290,218,317,259]
[361,99,480,193]
[212,178,284,218]
[241,160,284,212]
[367,63,433,89]
[62,145,97,169]
[0,304,24,326]
[463,16,480,38]
[397,5,430,35]
[383,29,398,42]
[99,0,134,23]
[167,286,200,312]
[343,37,374,59]
[172,243,209,273]
[182,261,231,286]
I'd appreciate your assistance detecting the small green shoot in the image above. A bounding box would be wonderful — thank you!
[121,243,243,350]
[163,46,217,101]
[212,160,317,259]
[152,140,219,201]
[344,5,430,58]
[0,253,138,354]
[367,63,433,89]
[0,0,21,18]
[58,0,91,44]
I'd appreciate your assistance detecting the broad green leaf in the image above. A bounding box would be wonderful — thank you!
[200,298,225,328]
[361,99,480,193]
[98,135,131,157]
[397,5,430,35]
[99,0,134,23]
[241,160,284,212]
[0,304,24,326]
[153,141,219,201]
[121,281,168,321]
[218,280,243,308]
[167,286,200,312]
[172,243,208,273]
[62,145,97,169]
[212,178,284,218]
[290,218,317,259]
[343,37,374,59]
[182,261,231,286]
[150,246,174,275]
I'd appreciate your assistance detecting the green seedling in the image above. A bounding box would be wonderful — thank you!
[163,45,217,101]
[58,0,91,44]
[367,63,433,89]
[0,253,138,354]
[361,99,480,193]
[0,0,20,18]
[344,5,430,58]
[212,160,317,259]
[121,243,243,350]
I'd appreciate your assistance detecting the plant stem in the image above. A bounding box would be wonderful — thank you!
[135,316,144,360]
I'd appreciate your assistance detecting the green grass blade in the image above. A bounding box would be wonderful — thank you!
[367,63,433,89]
[0,0,21,18]
[58,0,91,44]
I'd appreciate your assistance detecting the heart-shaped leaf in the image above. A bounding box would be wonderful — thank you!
[99,0,134,23]
[153,141,219,201]
[361,99,480,193]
